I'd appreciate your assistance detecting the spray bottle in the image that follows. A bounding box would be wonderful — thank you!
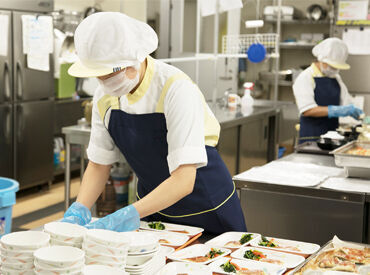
[241,82,254,115]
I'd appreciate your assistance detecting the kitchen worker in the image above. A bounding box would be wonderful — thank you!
[62,12,247,233]
[293,38,363,143]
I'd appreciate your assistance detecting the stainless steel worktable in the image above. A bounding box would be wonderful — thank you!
[234,152,369,245]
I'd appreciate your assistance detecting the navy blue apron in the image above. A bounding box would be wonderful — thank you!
[107,109,247,234]
[299,77,340,143]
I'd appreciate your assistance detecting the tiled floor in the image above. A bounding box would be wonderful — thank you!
[12,178,81,231]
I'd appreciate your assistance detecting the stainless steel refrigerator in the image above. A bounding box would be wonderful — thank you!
[0,0,55,189]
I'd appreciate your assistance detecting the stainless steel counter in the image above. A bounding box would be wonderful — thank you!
[234,152,369,244]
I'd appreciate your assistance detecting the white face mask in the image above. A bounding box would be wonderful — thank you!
[320,63,339,78]
[98,63,140,97]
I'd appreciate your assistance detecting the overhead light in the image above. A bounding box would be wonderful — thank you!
[245,20,264,28]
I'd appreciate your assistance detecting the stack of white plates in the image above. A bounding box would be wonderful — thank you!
[34,245,85,274]
[121,232,167,275]
[83,229,129,269]
[83,264,129,275]
[0,231,50,275]
[44,222,87,248]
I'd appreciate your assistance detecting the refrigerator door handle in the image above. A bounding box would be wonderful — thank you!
[4,61,11,101]
[17,105,24,143]
[5,108,11,144]
[16,61,23,100]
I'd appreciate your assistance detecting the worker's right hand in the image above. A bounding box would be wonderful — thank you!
[61,202,92,226]
[328,104,363,119]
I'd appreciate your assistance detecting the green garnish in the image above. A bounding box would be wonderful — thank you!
[239,233,253,244]
[148,221,165,230]
[220,260,237,273]
[244,250,265,260]
[207,248,224,259]
[258,236,277,247]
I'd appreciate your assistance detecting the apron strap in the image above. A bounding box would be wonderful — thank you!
[155,73,191,113]
[97,94,120,121]
[136,181,236,218]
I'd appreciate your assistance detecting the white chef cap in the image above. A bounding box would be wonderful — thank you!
[69,12,158,78]
[312,37,350,70]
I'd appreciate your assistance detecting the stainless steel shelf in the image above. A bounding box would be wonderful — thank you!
[280,42,317,49]
[266,19,330,25]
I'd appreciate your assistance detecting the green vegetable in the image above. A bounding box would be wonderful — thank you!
[207,248,224,259]
[258,236,277,247]
[148,222,165,230]
[239,233,253,244]
[220,261,236,273]
[244,250,265,260]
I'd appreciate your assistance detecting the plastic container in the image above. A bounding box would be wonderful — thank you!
[111,163,130,206]
[0,178,19,237]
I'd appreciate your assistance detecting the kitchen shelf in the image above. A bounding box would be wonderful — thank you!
[266,19,330,25]
[280,42,317,49]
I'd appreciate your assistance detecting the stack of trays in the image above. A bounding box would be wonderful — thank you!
[123,232,167,275]
[34,246,85,274]
[44,221,87,248]
[0,231,50,275]
[83,229,129,269]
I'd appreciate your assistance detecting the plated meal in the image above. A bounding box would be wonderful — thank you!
[140,221,204,237]
[209,257,286,275]
[168,244,231,265]
[206,232,261,249]
[250,236,320,256]
[231,247,305,269]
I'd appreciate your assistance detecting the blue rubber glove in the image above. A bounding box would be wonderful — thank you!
[61,202,92,226]
[328,104,363,119]
[85,205,140,232]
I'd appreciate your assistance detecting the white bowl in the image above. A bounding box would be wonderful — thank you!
[128,244,159,256]
[2,261,34,270]
[35,258,84,270]
[34,245,85,268]
[126,252,154,266]
[44,222,87,243]
[1,255,34,264]
[121,232,159,253]
[84,247,127,263]
[51,237,82,248]
[1,266,34,275]
[34,261,84,273]
[0,246,35,258]
[85,255,125,269]
[34,268,82,275]
[86,229,130,249]
[1,231,50,250]
[159,245,175,257]
[83,264,128,275]
[83,238,128,257]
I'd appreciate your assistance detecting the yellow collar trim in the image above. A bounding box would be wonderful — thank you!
[311,63,324,77]
[126,56,155,105]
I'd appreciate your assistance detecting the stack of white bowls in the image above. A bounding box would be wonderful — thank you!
[123,232,164,275]
[83,229,130,269]
[34,245,85,274]
[83,264,129,275]
[0,231,50,275]
[44,221,87,248]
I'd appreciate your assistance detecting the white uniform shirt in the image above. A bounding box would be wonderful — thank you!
[293,63,354,114]
[87,57,220,174]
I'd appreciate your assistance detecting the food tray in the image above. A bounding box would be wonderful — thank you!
[291,238,370,274]
[330,141,370,169]
[205,232,261,250]
[140,221,204,237]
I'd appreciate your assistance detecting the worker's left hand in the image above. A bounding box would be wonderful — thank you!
[85,204,140,232]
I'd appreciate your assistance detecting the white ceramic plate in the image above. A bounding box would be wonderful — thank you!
[208,257,286,275]
[157,261,212,275]
[127,244,160,256]
[205,232,261,249]
[83,264,128,275]
[168,244,231,265]
[34,246,85,267]
[140,221,204,237]
[44,222,87,242]
[1,231,50,250]
[250,236,320,256]
[86,229,130,249]
[120,231,159,253]
[139,229,189,247]
[231,246,305,269]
